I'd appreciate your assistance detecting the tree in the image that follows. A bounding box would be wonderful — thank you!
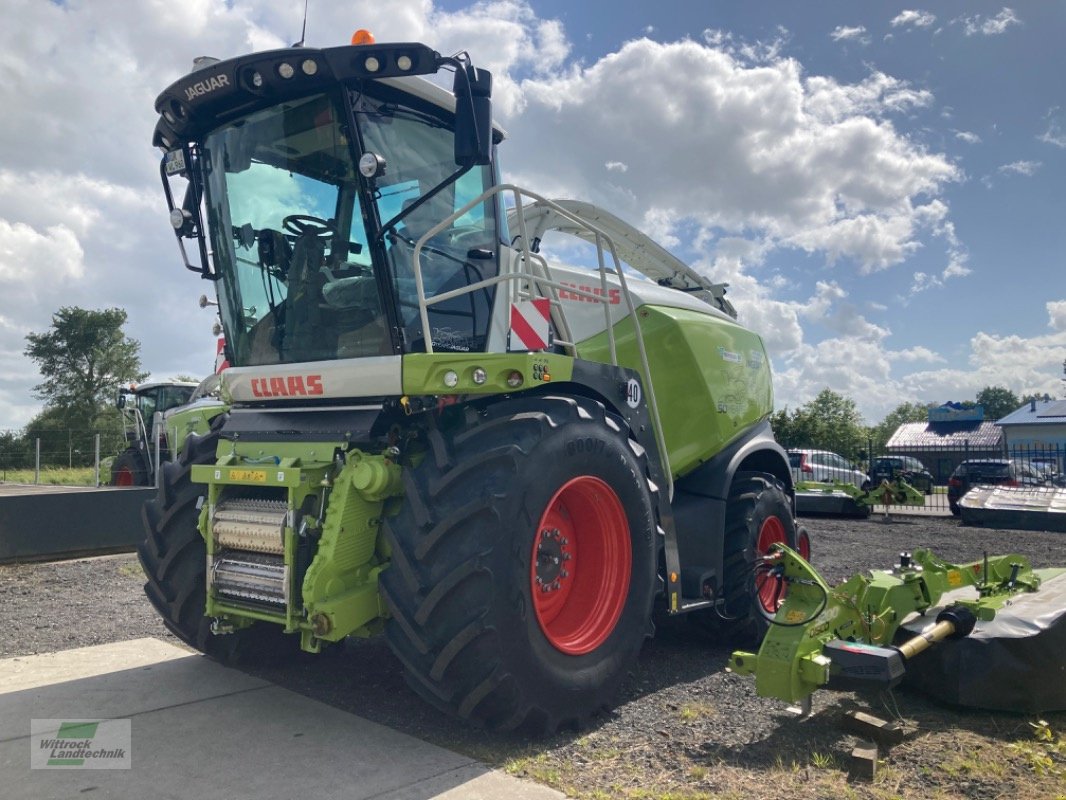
[975,385,1020,421]
[769,407,797,449]
[773,388,867,460]
[24,307,147,434]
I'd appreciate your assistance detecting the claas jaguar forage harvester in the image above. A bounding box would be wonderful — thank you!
[142,30,810,733]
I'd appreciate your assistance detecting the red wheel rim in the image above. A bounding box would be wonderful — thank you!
[755,516,787,613]
[530,476,631,655]
[114,467,134,487]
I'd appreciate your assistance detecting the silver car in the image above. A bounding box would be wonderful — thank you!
[789,449,870,490]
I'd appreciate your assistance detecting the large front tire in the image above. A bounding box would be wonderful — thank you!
[380,395,658,733]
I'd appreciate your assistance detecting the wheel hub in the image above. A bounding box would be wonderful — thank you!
[535,528,571,591]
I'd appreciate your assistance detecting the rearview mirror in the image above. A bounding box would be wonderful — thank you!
[453,65,492,167]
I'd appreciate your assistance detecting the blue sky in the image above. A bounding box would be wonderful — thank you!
[0,1,1062,429]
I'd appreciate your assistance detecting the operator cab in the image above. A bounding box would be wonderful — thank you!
[155,41,501,370]
[116,381,198,444]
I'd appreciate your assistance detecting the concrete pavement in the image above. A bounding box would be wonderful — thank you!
[0,638,565,800]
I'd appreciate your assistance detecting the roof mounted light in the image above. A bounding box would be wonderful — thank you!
[277,62,295,79]
[396,55,413,71]
[358,152,386,179]
[351,29,376,45]
[301,58,318,76]
[169,208,188,230]
[364,56,381,73]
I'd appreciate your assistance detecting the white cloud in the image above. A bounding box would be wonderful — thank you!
[699,26,791,65]
[1038,111,1066,149]
[605,161,628,173]
[516,41,957,276]
[890,346,944,364]
[804,72,933,121]
[1048,301,1066,332]
[998,160,1042,176]
[0,221,83,284]
[830,25,869,44]
[959,7,1021,36]
[954,130,981,144]
[891,10,937,29]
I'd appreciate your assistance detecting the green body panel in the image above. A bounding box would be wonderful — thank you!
[729,546,1063,705]
[300,453,401,645]
[402,351,573,395]
[190,440,404,652]
[577,305,773,478]
[164,402,227,457]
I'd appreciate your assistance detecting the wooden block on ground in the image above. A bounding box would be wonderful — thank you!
[848,741,878,782]
[842,710,905,747]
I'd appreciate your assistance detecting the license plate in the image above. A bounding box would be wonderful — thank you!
[229,469,266,483]
[164,148,186,175]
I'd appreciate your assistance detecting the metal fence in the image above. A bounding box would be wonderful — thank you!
[798,439,1066,514]
[0,428,127,486]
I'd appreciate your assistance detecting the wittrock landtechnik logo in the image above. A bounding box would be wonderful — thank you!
[30,719,132,769]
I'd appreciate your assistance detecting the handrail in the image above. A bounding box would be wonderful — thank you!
[411,183,673,500]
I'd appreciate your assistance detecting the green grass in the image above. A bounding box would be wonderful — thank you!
[0,467,99,486]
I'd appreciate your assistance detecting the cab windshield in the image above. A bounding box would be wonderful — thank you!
[202,85,499,367]
[354,86,498,353]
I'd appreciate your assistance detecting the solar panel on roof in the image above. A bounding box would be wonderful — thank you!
[1036,400,1066,418]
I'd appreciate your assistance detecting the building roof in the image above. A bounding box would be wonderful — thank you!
[886,421,1003,450]
[997,398,1066,426]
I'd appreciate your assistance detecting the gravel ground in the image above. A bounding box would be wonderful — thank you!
[3,514,1066,799]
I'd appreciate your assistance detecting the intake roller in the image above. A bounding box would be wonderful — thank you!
[212,498,288,554]
[211,552,288,607]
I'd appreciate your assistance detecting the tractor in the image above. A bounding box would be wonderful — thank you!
[142,31,803,733]
[111,380,199,485]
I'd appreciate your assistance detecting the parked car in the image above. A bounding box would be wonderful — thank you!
[947,458,1046,516]
[789,449,870,490]
[1026,457,1065,486]
[869,456,935,495]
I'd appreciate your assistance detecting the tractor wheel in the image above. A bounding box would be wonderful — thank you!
[111,448,150,486]
[717,471,799,644]
[380,395,658,733]
[138,416,291,662]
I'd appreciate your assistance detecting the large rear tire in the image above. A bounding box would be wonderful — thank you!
[111,448,150,487]
[137,417,291,661]
[380,395,658,733]
[718,471,799,644]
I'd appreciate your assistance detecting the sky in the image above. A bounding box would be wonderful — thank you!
[0,0,1062,430]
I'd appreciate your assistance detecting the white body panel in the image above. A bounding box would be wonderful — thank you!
[542,262,732,344]
[509,200,735,319]
[222,356,402,403]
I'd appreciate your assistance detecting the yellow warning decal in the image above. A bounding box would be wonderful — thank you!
[947,569,963,587]
[229,469,267,483]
